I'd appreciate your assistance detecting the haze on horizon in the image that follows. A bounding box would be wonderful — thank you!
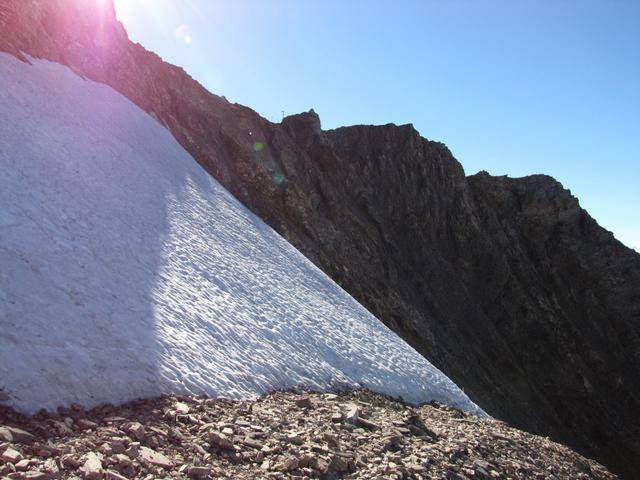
[114,0,639,252]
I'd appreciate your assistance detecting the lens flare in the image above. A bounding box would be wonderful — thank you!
[174,24,193,45]
[272,173,285,186]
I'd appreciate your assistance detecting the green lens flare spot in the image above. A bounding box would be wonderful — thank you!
[253,142,264,152]
[272,173,285,186]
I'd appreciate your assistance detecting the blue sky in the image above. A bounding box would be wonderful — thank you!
[113,0,639,251]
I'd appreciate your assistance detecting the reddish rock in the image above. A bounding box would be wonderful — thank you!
[0,426,36,444]
[79,452,103,480]
[138,446,173,469]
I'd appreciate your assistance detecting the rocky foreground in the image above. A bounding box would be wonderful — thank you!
[0,391,616,480]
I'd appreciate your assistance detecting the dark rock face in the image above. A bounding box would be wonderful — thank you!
[2,0,639,477]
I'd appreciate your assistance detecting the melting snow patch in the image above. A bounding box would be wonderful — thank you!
[0,53,484,416]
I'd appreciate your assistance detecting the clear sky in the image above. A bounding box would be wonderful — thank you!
[113,0,639,251]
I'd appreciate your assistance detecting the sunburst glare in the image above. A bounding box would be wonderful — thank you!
[113,0,199,46]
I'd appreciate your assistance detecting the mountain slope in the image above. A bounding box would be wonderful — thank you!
[1,0,639,477]
[0,52,482,416]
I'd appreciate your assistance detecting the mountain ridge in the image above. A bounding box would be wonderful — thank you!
[1,0,639,477]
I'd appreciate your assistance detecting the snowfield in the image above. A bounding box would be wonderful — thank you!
[0,53,483,416]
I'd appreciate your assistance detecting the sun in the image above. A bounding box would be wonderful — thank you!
[113,0,196,47]
[112,0,154,23]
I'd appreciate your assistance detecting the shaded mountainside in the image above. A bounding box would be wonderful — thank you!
[1,0,639,477]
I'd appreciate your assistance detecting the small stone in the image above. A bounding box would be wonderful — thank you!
[379,434,403,451]
[344,405,360,424]
[275,456,299,472]
[322,432,339,445]
[329,455,350,473]
[475,466,491,478]
[104,470,128,480]
[358,417,381,430]
[175,402,190,415]
[24,473,49,480]
[298,454,316,468]
[126,422,146,441]
[80,452,103,480]
[43,458,59,476]
[473,460,493,471]
[147,435,160,449]
[409,424,437,438]
[446,471,470,480]
[209,432,234,450]
[1,447,22,463]
[97,443,113,456]
[193,444,208,456]
[0,426,36,444]
[102,417,127,424]
[14,459,30,471]
[286,433,303,445]
[112,454,132,467]
[62,455,82,468]
[242,437,264,449]
[108,441,126,455]
[315,457,330,475]
[138,446,173,469]
[295,397,312,408]
[187,466,211,478]
[330,413,343,423]
[408,463,425,473]
[77,419,99,430]
[34,446,53,457]
[168,427,184,443]
[124,443,139,459]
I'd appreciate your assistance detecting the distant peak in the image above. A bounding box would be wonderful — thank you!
[281,108,322,138]
[283,108,320,124]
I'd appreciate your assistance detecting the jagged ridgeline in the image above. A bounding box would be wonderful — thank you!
[1,0,639,478]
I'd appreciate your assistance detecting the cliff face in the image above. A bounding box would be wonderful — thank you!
[2,0,639,477]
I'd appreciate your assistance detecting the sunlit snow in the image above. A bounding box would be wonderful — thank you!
[0,53,483,416]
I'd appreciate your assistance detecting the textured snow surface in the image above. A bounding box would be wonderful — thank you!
[0,53,483,415]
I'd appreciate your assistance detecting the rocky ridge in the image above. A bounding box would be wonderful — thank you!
[0,0,639,477]
[0,391,617,480]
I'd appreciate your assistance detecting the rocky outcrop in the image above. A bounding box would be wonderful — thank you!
[1,0,639,477]
[0,391,618,479]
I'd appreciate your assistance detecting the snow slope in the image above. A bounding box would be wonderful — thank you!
[0,53,483,415]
